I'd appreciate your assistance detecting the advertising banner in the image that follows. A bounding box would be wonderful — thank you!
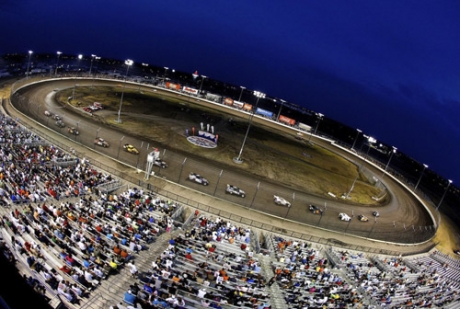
[183,86,199,95]
[165,82,181,90]
[255,107,274,118]
[279,115,296,126]
[243,103,253,112]
[224,97,234,106]
[233,101,244,109]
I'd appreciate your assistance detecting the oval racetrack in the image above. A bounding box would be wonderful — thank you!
[11,78,435,244]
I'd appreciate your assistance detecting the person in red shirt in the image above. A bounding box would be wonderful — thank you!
[113,245,121,255]
[65,255,75,266]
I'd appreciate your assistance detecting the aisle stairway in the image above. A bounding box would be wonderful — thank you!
[259,254,288,309]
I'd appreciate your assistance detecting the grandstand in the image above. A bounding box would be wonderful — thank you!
[0,101,458,308]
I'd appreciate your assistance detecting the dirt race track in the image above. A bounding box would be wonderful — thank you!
[5,77,448,252]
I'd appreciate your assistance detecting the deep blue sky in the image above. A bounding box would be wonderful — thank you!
[2,1,460,182]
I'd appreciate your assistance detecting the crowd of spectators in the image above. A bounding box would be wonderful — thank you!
[115,213,272,309]
[267,234,460,308]
[0,112,460,309]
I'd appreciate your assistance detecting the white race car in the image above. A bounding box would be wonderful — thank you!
[338,213,351,221]
[274,195,291,207]
[154,159,168,169]
[94,137,109,148]
[225,184,246,198]
[188,172,209,186]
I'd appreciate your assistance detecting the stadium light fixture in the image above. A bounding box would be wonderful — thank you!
[54,51,62,76]
[436,179,452,210]
[384,146,397,171]
[116,59,134,123]
[26,50,33,78]
[351,128,362,150]
[233,91,266,164]
[414,164,428,191]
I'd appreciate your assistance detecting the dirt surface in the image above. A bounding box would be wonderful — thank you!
[433,212,460,257]
[58,86,381,205]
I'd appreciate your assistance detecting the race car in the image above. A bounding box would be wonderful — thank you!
[188,172,209,186]
[357,215,369,222]
[94,137,109,148]
[338,213,351,221]
[274,195,291,207]
[55,120,65,128]
[153,159,168,169]
[372,211,380,217]
[67,127,79,135]
[123,144,139,154]
[226,184,246,198]
[309,204,323,215]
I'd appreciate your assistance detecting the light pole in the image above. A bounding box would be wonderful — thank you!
[437,179,452,210]
[136,142,144,168]
[26,50,33,79]
[117,136,125,159]
[285,192,294,218]
[238,86,245,102]
[414,164,428,191]
[55,51,62,76]
[308,113,324,143]
[384,146,397,171]
[163,67,169,85]
[213,170,224,196]
[199,75,207,95]
[351,129,362,150]
[250,182,260,208]
[367,217,378,238]
[364,135,376,159]
[89,54,96,76]
[314,113,324,134]
[116,59,134,123]
[76,54,83,74]
[276,99,286,121]
[345,174,359,199]
[233,91,266,164]
[75,120,81,139]
[178,157,187,183]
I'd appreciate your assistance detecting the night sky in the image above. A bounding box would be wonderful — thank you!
[1,1,460,183]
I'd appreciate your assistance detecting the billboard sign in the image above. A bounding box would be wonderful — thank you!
[256,108,273,118]
[183,86,198,95]
[224,97,234,106]
[165,82,181,90]
[233,101,244,109]
[243,103,253,112]
[279,115,296,126]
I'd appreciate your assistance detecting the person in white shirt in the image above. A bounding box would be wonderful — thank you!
[128,262,138,277]
[71,284,83,296]
[197,288,207,298]
[94,266,105,278]
[166,295,178,306]
[78,241,87,252]
[85,270,94,282]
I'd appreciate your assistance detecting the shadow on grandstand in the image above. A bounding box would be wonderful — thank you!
[0,252,54,309]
